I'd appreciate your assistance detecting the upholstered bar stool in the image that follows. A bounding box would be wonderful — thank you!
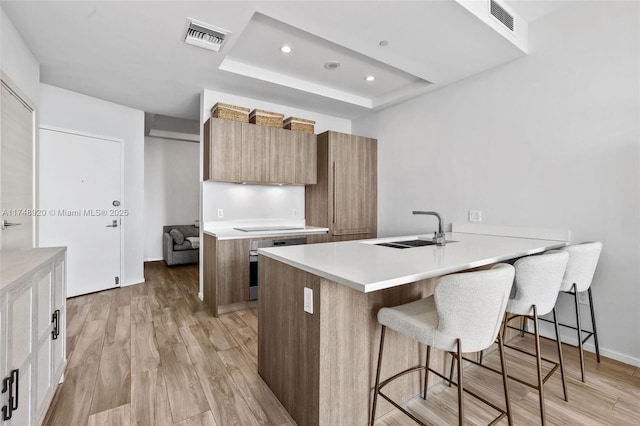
[544,242,603,382]
[370,263,515,426]
[502,251,569,425]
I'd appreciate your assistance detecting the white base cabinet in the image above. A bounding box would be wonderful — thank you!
[1,247,66,425]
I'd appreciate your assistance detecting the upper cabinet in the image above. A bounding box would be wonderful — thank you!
[204,118,317,185]
[305,131,377,242]
[203,118,242,182]
[294,131,317,185]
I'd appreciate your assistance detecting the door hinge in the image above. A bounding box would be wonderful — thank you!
[115,276,120,286]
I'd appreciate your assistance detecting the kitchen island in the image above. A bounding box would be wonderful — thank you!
[257,231,568,426]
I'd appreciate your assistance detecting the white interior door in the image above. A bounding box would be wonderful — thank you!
[1,78,35,249]
[39,128,122,297]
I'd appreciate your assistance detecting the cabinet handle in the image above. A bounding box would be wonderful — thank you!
[56,309,61,338]
[52,309,60,340]
[11,370,18,412]
[1,369,18,420]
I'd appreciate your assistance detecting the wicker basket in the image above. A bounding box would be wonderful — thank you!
[283,117,315,133]
[211,103,250,122]
[249,109,284,128]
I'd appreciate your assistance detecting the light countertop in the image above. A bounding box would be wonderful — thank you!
[203,225,329,240]
[1,247,66,293]
[258,233,568,293]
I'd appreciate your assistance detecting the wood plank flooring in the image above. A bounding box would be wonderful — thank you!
[44,261,640,425]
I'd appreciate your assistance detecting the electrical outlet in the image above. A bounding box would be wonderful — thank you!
[578,291,588,305]
[304,287,313,314]
[217,208,224,219]
[293,209,297,218]
[469,210,482,222]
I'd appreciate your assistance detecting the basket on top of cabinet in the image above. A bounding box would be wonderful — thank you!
[249,109,284,128]
[284,117,315,133]
[211,102,250,122]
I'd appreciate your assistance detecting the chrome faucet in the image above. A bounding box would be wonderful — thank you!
[412,211,446,245]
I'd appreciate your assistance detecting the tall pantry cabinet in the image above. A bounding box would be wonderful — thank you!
[305,131,377,243]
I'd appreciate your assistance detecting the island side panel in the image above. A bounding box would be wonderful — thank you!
[318,277,448,425]
[258,256,322,426]
[203,234,217,316]
[259,256,452,425]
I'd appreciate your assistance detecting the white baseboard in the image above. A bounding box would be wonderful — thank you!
[144,257,164,262]
[537,323,640,367]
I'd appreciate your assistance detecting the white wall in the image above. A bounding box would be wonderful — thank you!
[200,89,352,225]
[353,2,640,364]
[39,84,145,286]
[144,137,199,261]
[0,6,39,103]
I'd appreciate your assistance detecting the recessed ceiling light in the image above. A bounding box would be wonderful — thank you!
[324,61,341,70]
[280,45,292,53]
[365,75,375,82]
[379,40,389,47]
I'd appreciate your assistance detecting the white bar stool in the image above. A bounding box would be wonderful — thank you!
[544,242,603,381]
[502,251,569,425]
[370,263,515,426]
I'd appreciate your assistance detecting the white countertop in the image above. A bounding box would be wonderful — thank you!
[203,225,329,240]
[258,233,568,293]
[1,247,66,293]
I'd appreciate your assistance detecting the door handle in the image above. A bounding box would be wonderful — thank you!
[1,220,21,230]
[106,220,118,228]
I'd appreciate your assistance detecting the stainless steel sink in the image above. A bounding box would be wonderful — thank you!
[374,239,456,249]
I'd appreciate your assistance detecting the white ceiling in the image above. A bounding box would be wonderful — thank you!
[2,1,569,120]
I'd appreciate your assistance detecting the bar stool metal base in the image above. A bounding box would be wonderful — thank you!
[539,284,600,382]
[370,326,512,426]
[503,306,568,426]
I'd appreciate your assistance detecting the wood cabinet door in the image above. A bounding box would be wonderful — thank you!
[216,239,250,306]
[294,131,317,185]
[52,256,66,381]
[206,118,242,182]
[34,267,53,416]
[0,294,5,393]
[6,284,34,426]
[330,132,377,237]
[269,127,296,184]
[241,123,269,183]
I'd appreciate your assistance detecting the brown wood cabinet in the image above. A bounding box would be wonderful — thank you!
[203,118,317,185]
[294,130,317,185]
[305,131,377,242]
[268,127,296,184]
[203,233,317,316]
[203,118,242,182]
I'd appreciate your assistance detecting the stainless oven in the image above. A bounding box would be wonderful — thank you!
[249,237,307,300]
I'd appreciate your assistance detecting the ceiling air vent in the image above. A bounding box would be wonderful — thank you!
[184,18,230,52]
[490,0,514,32]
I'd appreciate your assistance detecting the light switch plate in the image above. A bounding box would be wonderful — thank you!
[217,208,224,219]
[304,287,313,314]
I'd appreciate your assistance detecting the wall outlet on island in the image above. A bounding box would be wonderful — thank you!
[304,287,313,314]
[468,210,482,222]
[217,208,224,219]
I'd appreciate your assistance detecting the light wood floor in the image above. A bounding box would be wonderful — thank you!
[43,261,640,426]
